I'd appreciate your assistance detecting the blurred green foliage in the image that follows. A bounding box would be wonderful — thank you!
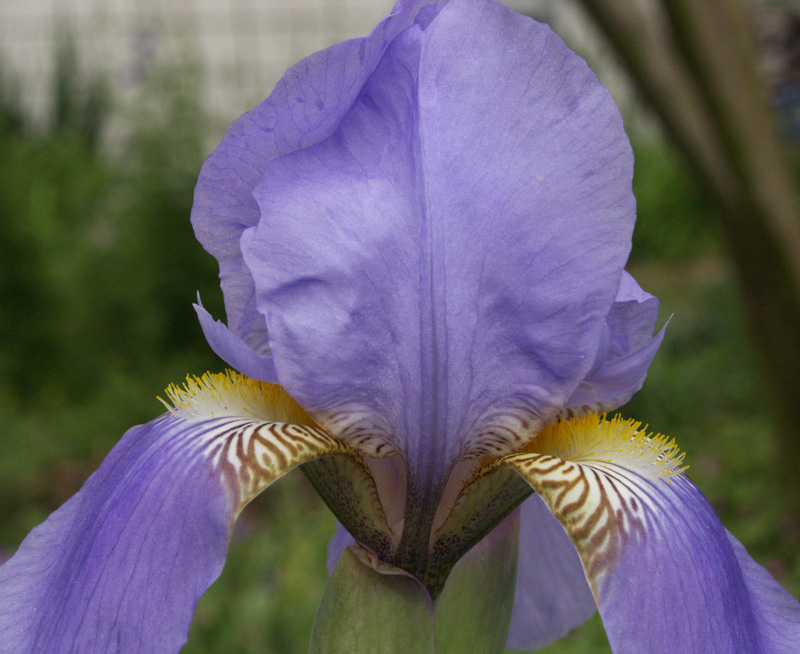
[630,137,720,261]
[0,39,223,546]
[0,36,796,654]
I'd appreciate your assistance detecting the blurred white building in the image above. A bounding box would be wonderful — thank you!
[0,0,627,133]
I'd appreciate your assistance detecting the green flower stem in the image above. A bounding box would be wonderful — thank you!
[434,511,519,654]
[310,512,520,654]
[309,547,436,654]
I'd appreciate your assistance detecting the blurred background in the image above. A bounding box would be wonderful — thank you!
[1,0,799,652]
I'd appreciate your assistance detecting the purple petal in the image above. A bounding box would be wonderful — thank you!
[190,0,446,363]
[564,323,666,414]
[0,409,343,653]
[606,271,660,358]
[726,530,800,653]
[241,0,635,487]
[597,475,800,653]
[326,523,355,576]
[565,272,664,414]
[195,301,278,382]
[504,416,800,654]
[506,495,596,651]
[0,416,232,654]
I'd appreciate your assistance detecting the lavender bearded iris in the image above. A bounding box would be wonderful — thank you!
[2,0,800,652]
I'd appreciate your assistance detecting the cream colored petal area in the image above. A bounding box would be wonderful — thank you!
[163,371,355,512]
[200,417,354,516]
[502,451,643,596]
[162,370,391,542]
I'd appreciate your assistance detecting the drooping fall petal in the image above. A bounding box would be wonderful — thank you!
[0,373,384,654]
[500,414,800,654]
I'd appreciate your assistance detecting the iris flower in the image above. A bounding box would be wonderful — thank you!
[2,0,799,652]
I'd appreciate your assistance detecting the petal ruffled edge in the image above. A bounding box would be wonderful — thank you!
[564,271,664,415]
[190,0,447,358]
[607,270,660,358]
[563,322,666,415]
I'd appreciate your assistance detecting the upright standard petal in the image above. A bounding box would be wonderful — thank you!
[563,325,666,415]
[494,414,800,654]
[190,0,446,369]
[0,373,385,654]
[241,0,636,494]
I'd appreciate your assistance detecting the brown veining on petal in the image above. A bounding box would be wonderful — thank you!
[202,418,351,513]
[459,401,550,460]
[162,371,395,553]
[307,407,401,459]
[502,451,649,595]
